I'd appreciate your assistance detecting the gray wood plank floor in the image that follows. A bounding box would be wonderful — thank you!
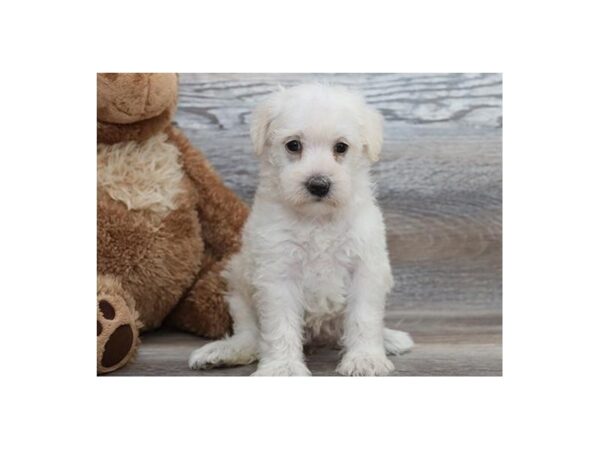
[107,73,502,377]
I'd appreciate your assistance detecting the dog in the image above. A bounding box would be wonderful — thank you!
[189,84,413,376]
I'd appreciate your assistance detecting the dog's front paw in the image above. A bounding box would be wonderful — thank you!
[252,359,311,376]
[336,352,394,376]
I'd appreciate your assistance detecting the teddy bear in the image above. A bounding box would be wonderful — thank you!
[97,73,248,374]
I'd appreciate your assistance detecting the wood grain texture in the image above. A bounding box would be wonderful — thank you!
[105,73,502,377]
[114,310,501,376]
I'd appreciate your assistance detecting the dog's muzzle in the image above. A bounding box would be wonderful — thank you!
[305,175,331,198]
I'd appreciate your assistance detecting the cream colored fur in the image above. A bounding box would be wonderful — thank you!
[97,133,184,215]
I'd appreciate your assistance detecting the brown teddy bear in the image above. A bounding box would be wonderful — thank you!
[97,73,248,374]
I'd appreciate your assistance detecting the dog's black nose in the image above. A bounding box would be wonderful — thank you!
[306,176,331,198]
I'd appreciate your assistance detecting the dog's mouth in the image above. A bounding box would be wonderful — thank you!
[309,192,331,203]
[309,193,339,207]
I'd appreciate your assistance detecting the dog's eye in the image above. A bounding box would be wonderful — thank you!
[334,142,349,154]
[285,140,302,153]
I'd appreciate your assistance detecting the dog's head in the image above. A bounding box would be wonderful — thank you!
[251,84,383,216]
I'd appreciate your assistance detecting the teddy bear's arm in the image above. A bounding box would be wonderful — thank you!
[167,126,248,259]
[164,126,248,338]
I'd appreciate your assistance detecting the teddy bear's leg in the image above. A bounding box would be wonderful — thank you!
[166,261,232,339]
[97,275,142,374]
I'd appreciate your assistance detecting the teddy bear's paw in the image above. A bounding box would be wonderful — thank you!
[97,296,139,374]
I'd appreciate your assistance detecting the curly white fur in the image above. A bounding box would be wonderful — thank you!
[189,84,413,376]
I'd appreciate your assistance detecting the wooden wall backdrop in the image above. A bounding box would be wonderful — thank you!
[110,73,502,376]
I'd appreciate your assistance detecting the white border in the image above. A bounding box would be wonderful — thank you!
[2,1,598,448]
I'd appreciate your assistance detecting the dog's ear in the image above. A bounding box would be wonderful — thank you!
[250,103,270,156]
[362,106,384,162]
[251,92,280,156]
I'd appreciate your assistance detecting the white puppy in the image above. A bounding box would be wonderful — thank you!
[189,84,413,376]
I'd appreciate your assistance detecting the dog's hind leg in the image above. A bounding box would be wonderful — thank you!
[189,292,259,369]
[188,334,257,369]
[383,328,414,355]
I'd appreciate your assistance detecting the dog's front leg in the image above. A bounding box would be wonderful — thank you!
[252,282,310,376]
[337,263,394,376]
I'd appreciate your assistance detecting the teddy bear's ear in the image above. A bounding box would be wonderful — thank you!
[250,89,283,156]
[362,106,384,162]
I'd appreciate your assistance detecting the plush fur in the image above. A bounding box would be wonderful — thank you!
[97,73,248,374]
[97,73,178,124]
[97,109,173,145]
[98,133,185,215]
[189,84,413,376]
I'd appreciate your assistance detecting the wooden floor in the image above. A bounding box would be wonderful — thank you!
[115,310,501,376]
[109,73,502,376]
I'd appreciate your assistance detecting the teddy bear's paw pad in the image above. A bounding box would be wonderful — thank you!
[102,324,134,368]
[97,296,138,374]
[98,299,115,320]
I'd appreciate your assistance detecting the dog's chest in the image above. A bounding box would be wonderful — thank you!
[294,223,355,334]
